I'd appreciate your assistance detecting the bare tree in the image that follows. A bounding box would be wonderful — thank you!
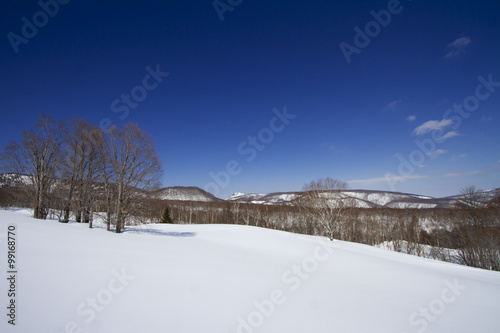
[456,185,488,227]
[79,124,103,227]
[108,123,163,233]
[95,134,116,231]
[299,178,354,241]
[0,114,66,219]
[59,118,88,222]
[51,118,104,225]
[452,186,500,270]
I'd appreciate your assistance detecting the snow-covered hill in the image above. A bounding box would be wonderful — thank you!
[226,189,500,208]
[226,192,301,205]
[150,186,222,202]
[0,173,32,188]
[2,173,498,208]
[1,209,499,333]
[0,174,220,202]
[446,188,500,203]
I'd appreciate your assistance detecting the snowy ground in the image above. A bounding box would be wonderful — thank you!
[1,209,500,333]
[376,241,463,264]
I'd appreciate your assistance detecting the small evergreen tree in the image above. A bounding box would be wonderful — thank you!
[161,207,173,224]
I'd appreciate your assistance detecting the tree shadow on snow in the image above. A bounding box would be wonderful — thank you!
[124,227,196,237]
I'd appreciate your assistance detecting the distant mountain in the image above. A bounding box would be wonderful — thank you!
[0,173,220,202]
[444,188,500,202]
[226,192,302,205]
[226,188,500,209]
[2,173,498,208]
[150,186,222,202]
[0,173,32,188]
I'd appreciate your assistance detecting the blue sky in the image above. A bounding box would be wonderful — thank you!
[1,0,500,199]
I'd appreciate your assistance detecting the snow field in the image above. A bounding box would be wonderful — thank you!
[0,209,499,333]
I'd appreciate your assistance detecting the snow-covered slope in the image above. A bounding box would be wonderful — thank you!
[226,192,301,205]
[446,188,500,203]
[226,190,444,207]
[0,174,221,203]
[1,209,499,333]
[142,186,221,202]
[0,173,32,188]
[226,189,500,208]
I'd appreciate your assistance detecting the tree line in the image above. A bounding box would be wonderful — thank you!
[141,178,500,271]
[0,114,162,233]
[295,178,500,271]
[1,118,498,270]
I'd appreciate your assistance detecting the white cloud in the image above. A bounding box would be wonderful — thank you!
[452,154,467,160]
[428,149,447,158]
[407,115,416,122]
[443,170,483,178]
[413,119,453,135]
[438,131,460,141]
[383,99,402,111]
[321,142,336,150]
[448,37,471,48]
[444,37,471,58]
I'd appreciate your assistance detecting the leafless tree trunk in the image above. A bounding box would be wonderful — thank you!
[96,138,115,231]
[1,114,66,219]
[107,123,162,233]
[60,118,87,222]
[80,125,102,227]
[52,118,104,225]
